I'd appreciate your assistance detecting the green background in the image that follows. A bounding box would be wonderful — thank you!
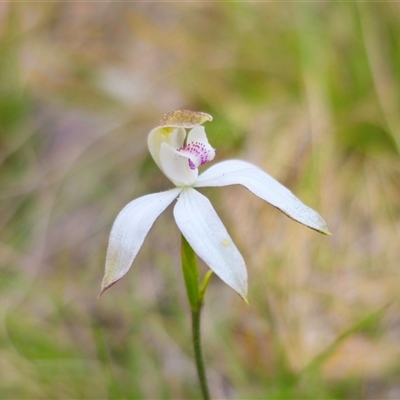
[1,2,400,399]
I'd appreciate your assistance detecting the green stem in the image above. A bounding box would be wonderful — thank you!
[191,305,210,400]
[181,234,212,400]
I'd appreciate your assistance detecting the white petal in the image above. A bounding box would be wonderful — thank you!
[186,126,208,144]
[185,126,216,165]
[147,126,186,171]
[160,142,198,186]
[101,188,182,294]
[173,188,248,300]
[195,160,330,234]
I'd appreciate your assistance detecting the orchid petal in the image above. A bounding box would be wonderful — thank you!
[182,126,216,168]
[186,126,209,144]
[195,160,330,235]
[147,110,212,171]
[160,142,198,186]
[101,188,182,294]
[148,127,186,172]
[174,188,248,300]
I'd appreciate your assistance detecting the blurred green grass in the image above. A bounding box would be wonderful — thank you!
[1,2,400,399]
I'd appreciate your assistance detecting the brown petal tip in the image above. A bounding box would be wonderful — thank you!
[157,110,212,128]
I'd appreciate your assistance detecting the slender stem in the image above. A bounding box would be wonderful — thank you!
[181,235,212,400]
[191,304,210,400]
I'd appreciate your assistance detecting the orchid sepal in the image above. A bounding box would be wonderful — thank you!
[100,188,182,295]
[195,159,331,235]
[174,187,248,301]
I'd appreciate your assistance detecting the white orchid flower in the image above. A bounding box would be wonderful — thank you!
[101,110,330,301]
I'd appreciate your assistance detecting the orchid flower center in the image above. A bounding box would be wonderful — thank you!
[178,141,214,170]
